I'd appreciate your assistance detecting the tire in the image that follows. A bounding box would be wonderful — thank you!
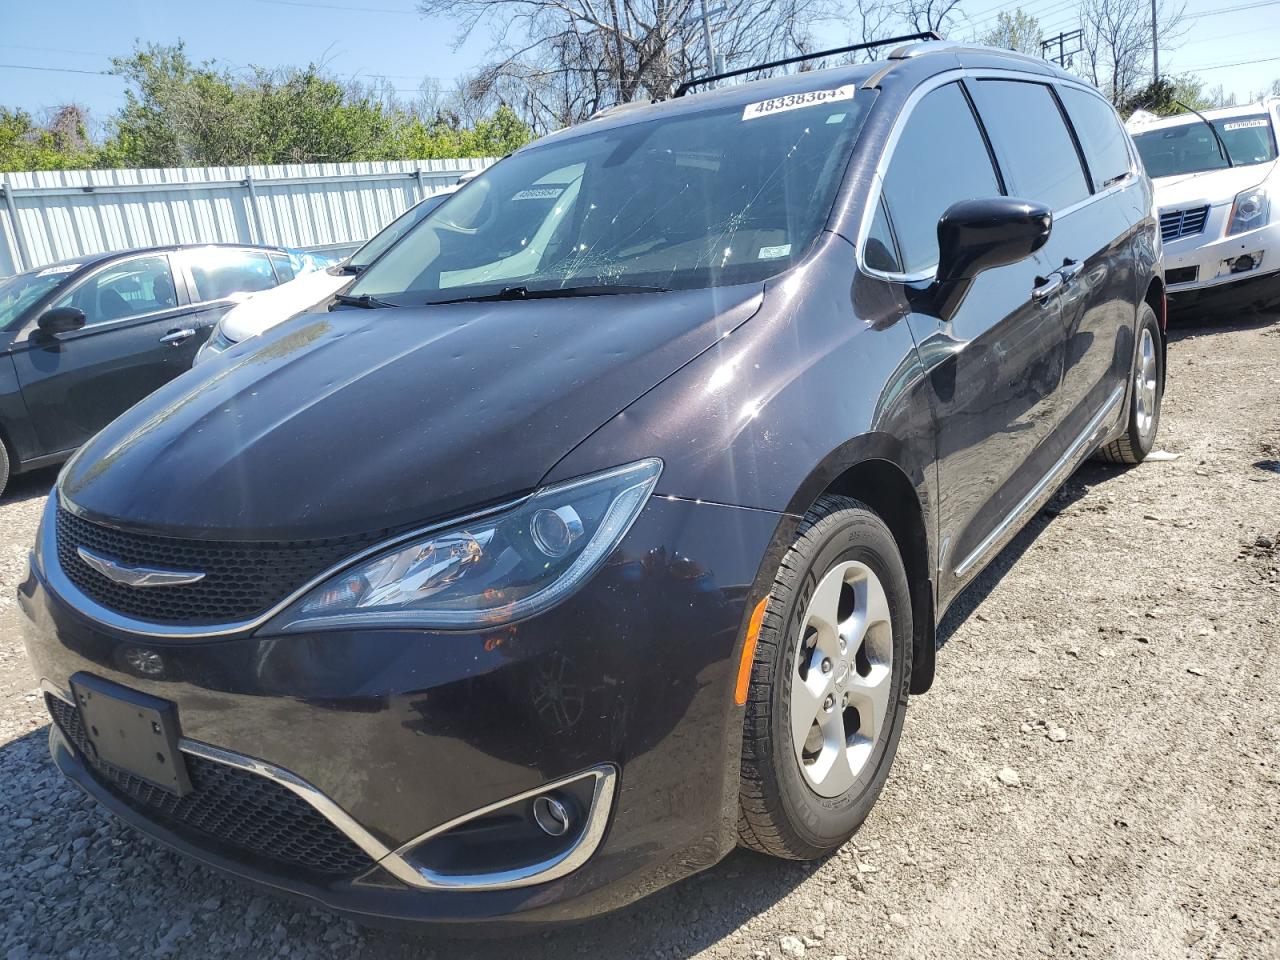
[0,440,10,500]
[738,495,912,860]
[1096,302,1163,466]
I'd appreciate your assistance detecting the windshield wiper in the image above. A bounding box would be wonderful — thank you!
[337,262,367,276]
[333,292,391,309]
[426,284,671,305]
[1175,100,1233,168]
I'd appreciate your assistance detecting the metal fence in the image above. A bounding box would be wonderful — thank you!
[0,158,494,278]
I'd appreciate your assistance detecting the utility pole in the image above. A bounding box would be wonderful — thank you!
[1040,29,1083,68]
[1151,0,1160,78]
[699,0,716,74]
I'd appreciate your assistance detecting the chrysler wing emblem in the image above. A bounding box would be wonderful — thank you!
[76,547,206,588]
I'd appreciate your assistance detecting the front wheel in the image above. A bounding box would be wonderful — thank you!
[737,495,912,860]
[1097,302,1163,465]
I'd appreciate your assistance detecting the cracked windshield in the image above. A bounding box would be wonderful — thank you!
[349,94,871,305]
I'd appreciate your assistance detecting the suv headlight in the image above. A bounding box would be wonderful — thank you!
[271,459,662,632]
[203,320,238,355]
[1227,186,1269,235]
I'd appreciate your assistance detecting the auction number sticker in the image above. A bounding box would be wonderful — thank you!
[35,264,78,277]
[1223,119,1268,130]
[742,85,855,120]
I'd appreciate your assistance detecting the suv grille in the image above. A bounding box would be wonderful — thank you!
[1160,206,1210,242]
[55,504,385,626]
[47,694,377,877]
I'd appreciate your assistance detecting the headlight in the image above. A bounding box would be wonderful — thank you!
[206,320,238,354]
[271,458,662,631]
[1227,186,1269,235]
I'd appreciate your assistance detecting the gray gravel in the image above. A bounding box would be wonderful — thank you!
[2,313,1278,959]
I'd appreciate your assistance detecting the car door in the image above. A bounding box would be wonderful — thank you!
[863,79,1070,607]
[968,78,1135,451]
[10,253,201,455]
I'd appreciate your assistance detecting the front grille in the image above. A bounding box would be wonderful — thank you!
[1166,265,1199,285]
[55,504,385,625]
[1160,205,1210,242]
[47,694,376,877]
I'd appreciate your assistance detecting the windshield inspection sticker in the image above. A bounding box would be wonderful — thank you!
[511,187,563,201]
[1223,119,1268,130]
[743,85,855,121]
[758,244,792,260]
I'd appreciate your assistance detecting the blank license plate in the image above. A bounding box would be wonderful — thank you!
[70,673,192,796]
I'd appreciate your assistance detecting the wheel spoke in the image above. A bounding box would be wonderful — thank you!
[805,567,845,635]
[790,666,834,756]
[846,664,892,739]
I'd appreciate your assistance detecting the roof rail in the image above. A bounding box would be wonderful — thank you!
[672,31,943,98]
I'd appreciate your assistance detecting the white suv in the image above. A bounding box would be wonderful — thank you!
[1128,99,1279,314]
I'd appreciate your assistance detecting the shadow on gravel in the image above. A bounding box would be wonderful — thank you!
[936,461,1121,650]
[2,466,58,505]
[1166,308,1278,341]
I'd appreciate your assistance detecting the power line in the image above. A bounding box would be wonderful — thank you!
[0,63,117,77]
[1177,53,1280,71]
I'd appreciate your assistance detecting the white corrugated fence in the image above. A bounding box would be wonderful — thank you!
[0,158,494,278]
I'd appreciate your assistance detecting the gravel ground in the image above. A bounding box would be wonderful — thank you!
[1,312,1278,960]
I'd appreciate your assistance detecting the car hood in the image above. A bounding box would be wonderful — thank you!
[220,270,350,342]
[60,284,765,540]
[1151,161,1276,209]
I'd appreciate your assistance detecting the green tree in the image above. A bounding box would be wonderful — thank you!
[981,9,1044,56]
[0,107,98,172]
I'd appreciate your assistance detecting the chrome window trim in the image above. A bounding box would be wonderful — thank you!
[855,68,1139,283]
[43,682,615,891]
[953,382,1124,580]
[41,491,528,639]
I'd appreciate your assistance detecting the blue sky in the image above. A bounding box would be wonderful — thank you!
[2,0,1279,130]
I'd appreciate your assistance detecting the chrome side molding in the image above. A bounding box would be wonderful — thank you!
[954,384,1125,580]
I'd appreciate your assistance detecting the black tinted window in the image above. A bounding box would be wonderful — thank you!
[880,82,1001,274]
[53,256,177,325]
[1059,87,1132,190]
[189,249,277,301]
[971,80,1090,211]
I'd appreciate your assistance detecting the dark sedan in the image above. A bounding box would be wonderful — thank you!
[0,244,311,494]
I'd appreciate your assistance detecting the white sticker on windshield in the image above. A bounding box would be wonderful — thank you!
[36,264,78,277]
[742,86,855,121]
[758,244,792,260]
[1223,119,1268,130]
[511,187,563,200]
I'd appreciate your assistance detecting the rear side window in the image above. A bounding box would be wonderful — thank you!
[970,80,1091,212]
[269,252,297,283]
[1059,87,1132,190]
[876,82,1002,275]
[189,249,277,301]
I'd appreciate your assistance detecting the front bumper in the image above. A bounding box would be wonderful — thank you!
[1163,206,1280,299]
[20,494,789,926]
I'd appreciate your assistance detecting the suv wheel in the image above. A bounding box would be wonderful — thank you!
[738,495,912,860]
[1097,302,1163,465]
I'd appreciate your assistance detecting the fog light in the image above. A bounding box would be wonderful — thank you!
[532,795,572,836]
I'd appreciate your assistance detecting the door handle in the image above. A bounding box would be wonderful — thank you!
[160,328,196,346]
[1032,274,1063,302]
[1057,260,1085,282]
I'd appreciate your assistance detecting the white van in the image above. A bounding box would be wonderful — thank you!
[1128,99,1279,314]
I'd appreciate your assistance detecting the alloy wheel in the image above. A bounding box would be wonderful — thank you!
[1134,326,1159,442]
[790,560,893,798]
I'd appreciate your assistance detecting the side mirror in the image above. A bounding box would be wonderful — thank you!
[932,198,1052,320]
[38,306,87,335]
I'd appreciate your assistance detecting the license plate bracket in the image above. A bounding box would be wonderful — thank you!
[70,672,192,796]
